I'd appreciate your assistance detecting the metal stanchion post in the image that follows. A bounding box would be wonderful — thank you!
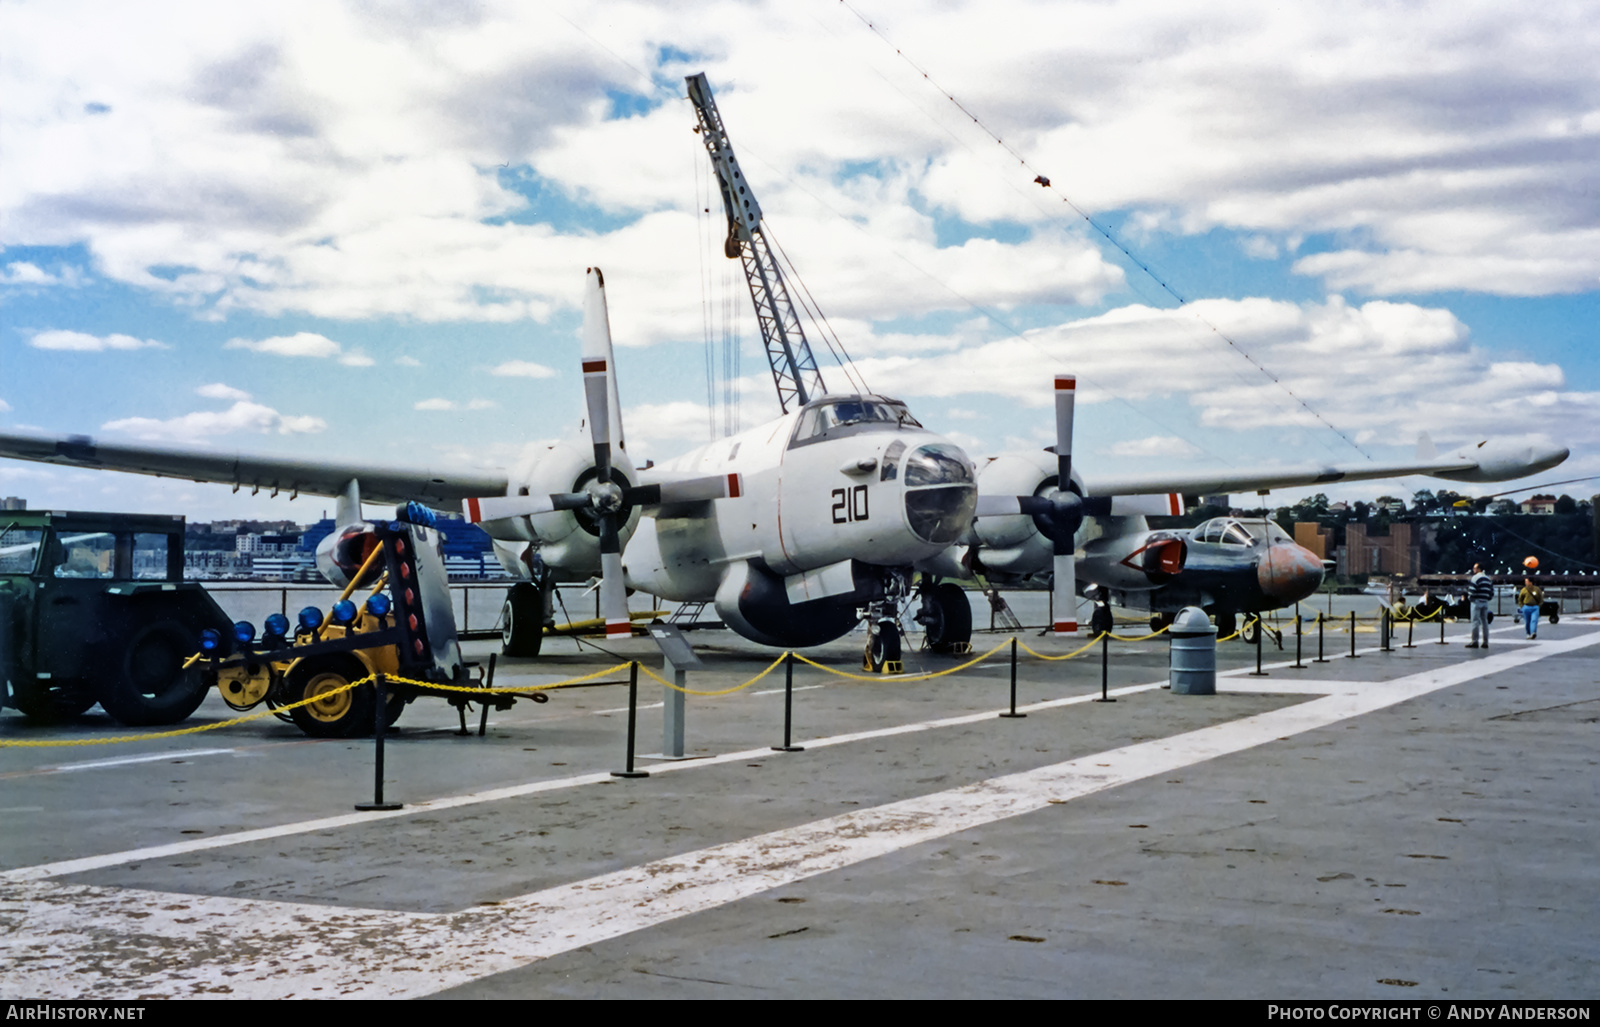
[356,674,402,811]
[1001,637,1026,717]
[1094,632,1115,701]
[1380,608,1392,652]
[1438,611,1447,645]
[1349,610,1359,658]
[478,652,496,737]
[1404,614,1416,649]
[1292,612,1304,669]
[1249,617,1268,676]
[773,652,804,752]
[1315,613,1328,663]
[611,662,649,778]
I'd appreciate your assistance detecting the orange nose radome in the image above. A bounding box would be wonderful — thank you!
[1258,542,1324,603]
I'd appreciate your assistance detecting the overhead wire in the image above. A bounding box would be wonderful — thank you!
[832,0,1372,461]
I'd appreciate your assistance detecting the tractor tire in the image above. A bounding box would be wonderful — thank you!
[502,582,544,658]
[922,583,973,654]
[96,620,210,727]
[285,655,375,739]
[8,677,96,723]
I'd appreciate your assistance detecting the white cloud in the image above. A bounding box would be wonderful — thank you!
[466,398,497,410]
[1110,435,1201,458]
[414,397,456,410]
[0,399,11,413]
[224,331,341,358]
[101,401,327,440]
[196,382,251,400]
[29,330,166,351]
[0,261,83,286]
[491,359,558,378]
[395,355,423,367]
[847,294,1600,447]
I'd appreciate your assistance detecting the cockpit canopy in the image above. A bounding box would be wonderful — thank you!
[1193,517,1292,546]
[790,395,922,448]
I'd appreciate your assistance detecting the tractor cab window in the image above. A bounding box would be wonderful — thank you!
[0,526,44,575]
[52,532,116,578]
[132,533,171,579]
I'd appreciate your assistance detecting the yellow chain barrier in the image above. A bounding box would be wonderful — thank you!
[638,653,789,695]
[4,605,1465,750]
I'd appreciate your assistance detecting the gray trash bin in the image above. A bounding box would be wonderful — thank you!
[1169,606,1216,695]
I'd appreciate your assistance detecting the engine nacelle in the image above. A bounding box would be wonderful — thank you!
[315,523,383,588]
[1079,531,1188,592]
[478,435,642,575]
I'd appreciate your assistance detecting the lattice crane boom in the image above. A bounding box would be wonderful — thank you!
[686,72,825,413]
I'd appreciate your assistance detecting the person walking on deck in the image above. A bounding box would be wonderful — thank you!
[1517,577,1545,639]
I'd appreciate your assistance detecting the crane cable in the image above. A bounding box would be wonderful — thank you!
[834,0,1372,461]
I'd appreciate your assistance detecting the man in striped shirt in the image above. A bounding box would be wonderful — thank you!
[1466,563,1495,649]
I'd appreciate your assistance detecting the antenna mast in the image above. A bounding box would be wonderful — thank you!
[686,73,825,413]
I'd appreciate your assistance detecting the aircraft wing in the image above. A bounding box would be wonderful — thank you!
[0,430,508,508]
[1084,453,1530,499]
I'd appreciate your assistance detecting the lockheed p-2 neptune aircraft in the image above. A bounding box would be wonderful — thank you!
[0,74,1568,669]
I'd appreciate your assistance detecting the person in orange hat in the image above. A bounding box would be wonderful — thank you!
[1517,576,1545,638]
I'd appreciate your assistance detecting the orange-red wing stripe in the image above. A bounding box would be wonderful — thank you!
[466,497,481,522]
[582,359,607,374]
[727,473,742,498]
[1054,375,1076,390]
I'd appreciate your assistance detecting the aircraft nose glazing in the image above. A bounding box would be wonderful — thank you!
[1257,541,1324,602]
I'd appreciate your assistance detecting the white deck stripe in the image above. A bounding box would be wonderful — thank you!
[4,630,1595,1000]
[51,748,236,773]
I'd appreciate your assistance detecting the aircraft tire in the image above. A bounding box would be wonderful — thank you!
[1216,612,1238,640]
[1241,618,1260,645]
[502,582,544,658]
[869,621,902,673]
[1150,612,1175,632]
[923,583,972,653]
[285,655,375,739]
[96,620,211,727]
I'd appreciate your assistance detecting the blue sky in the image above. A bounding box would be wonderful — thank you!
[2,0,1597,521]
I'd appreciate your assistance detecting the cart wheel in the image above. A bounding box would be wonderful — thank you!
[286,656,375,739]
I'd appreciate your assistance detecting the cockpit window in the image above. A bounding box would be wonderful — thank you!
[791,397,922,446]
[1239,520,1292,543]
[904,444,974,487]
[1220,524,1254,546]
[1195,517,1263,545]
[880,440,905,482]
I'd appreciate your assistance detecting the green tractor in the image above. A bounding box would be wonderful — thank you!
[0,511,233,725]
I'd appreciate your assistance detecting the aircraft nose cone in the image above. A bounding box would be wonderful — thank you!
[1258,542,1324,603]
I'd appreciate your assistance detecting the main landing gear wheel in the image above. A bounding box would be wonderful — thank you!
[96,620,211,727]
[1241,618,1260,646]
[501,582,544,658]
[286,656,375,739]
[1216,612,1238,640]
[919,582,973,654]
[1150,612,1176,633]
[867,621,902,674]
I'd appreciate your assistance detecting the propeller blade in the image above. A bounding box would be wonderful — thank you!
[625,472,744,507]
[582,267,614,484]
[599,550,630,638]
[1055,374,1075,494]
[462,492,587,524]
[1054,551,1078,635]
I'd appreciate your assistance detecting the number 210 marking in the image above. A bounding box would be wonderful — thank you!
[831,485,869,523]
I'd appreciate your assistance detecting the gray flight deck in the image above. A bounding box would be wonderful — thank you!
[1,612,1596,999]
